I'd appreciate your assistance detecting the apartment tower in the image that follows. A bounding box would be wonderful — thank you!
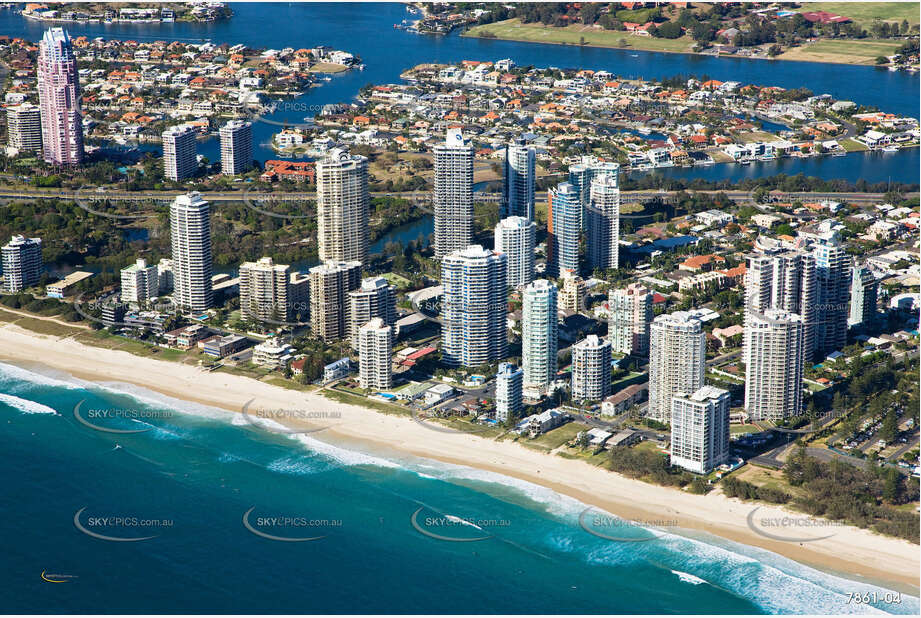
[37,27,83,166]
[317,148,369,264]
[169,192,213,312]
[433,129,474,258]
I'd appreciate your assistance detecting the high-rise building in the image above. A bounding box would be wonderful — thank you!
[648,311,706,423]
[849,262,878,330]
[571,334,611,402]
[6,103,42,152]
[502,140,535,220]
[219,119,253,175]
[522,279,558,398]
[745,249,816,361]
[441,245,508,367]
[813,239,849,354]
[558,269,585,314]
[568,156,619,229]
[1,235,42,293]
[162,125,198,181]
[495,362,523,422]
[609,283,653,356]
[433,129,474,258]
[239,257,290,323]
[37,27,83,166]
[308,260,362,340]
[347,276,396,349]
[169,192,212,312]
[745,309,804,422]
[494,216,536,289]
[317,148,369,264]
[547,182,580,277]
[120,258,159,305]
[670,386,730,474]
[358,318,392,390]
[586,172,620,271]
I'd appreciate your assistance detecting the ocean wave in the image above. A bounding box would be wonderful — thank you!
[0,361,82,391]
[291,433,402,469]
[267,454,329,476]
[671,570,706,585]
[0,393,58,415]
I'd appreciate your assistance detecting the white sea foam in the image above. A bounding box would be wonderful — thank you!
[0,361,82,391]
[671,570,706,585]
[291,433,401,469]
[0,393,58,415]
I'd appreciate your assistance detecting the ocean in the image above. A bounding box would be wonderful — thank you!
[1,360,917,614]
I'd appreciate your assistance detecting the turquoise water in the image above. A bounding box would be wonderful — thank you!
[2,360,918,613]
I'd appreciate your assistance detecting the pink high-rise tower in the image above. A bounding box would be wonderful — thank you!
[37,27,83,166]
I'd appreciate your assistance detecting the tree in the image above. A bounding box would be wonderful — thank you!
[880,408,898,443]
[875,55,889,65]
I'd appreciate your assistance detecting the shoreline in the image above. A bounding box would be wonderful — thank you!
[459,29,910,69]
[0,322,918,595]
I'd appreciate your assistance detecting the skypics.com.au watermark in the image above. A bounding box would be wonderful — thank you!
[73,507,173,542]
[242,506,340,542]
[73,400,174,434]
[745,506,847,543]
[410,506,510,542]
[578,507,675,543]
[240,399,341,435]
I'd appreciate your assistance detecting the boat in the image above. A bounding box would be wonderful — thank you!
[882,145,899,152]
[739,157,751,165]
[832,149,846,157]
[636,126,652,135]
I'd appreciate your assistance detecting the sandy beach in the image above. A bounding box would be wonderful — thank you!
[1,322,917,594]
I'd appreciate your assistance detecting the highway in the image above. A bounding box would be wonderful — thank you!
[0,186,911,207]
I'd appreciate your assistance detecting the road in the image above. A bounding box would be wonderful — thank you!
[0,186,910,207]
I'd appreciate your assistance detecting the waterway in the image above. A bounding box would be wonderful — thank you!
[3,3,918,184]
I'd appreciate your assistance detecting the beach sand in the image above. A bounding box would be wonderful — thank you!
[1,323,917,594]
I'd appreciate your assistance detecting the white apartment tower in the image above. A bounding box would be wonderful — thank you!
[522,279,558,398]
[571,334,612,402]
[169,192,213,312]
[745,249,816,361]
[813,239,849,354]
[6,104,43,152]
[586,172,620,271]
[347,276,397,348]
[609,283,653,356]
[502,140,535,220]
[495,362,524,422]
[440,245,508,367]
[433,129,474,258]
[317,149,369,264]
[37,27,83,166]
[494,216,536,289]
[670,386,730,474]
[308,260,362,341]
[162,125,198,181]
[120,258,159,305]
[548,182,581,277]
[568,156,619,230]
[358,318,392,390]
[219,119,253,175]
[1,235,42,293]
[745,309,804,422]
[648,311,706,423]
[239,257,291,323]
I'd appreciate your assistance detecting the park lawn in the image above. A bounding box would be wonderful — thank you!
[10,317,84,337]
[308,62,349,74]
[465,19,696,53]
[731,423,762,435]
[797,3,920,27]
[736,130,778,144]
[779,38,904,65]
[380,272,412,289]
[840,137,869,152]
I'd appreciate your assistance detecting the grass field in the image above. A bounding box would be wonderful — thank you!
[797,3,920,27]
[779,38,905,64]
[465,19,696,53]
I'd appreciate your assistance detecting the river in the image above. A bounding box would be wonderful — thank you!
[3,2,918,185]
